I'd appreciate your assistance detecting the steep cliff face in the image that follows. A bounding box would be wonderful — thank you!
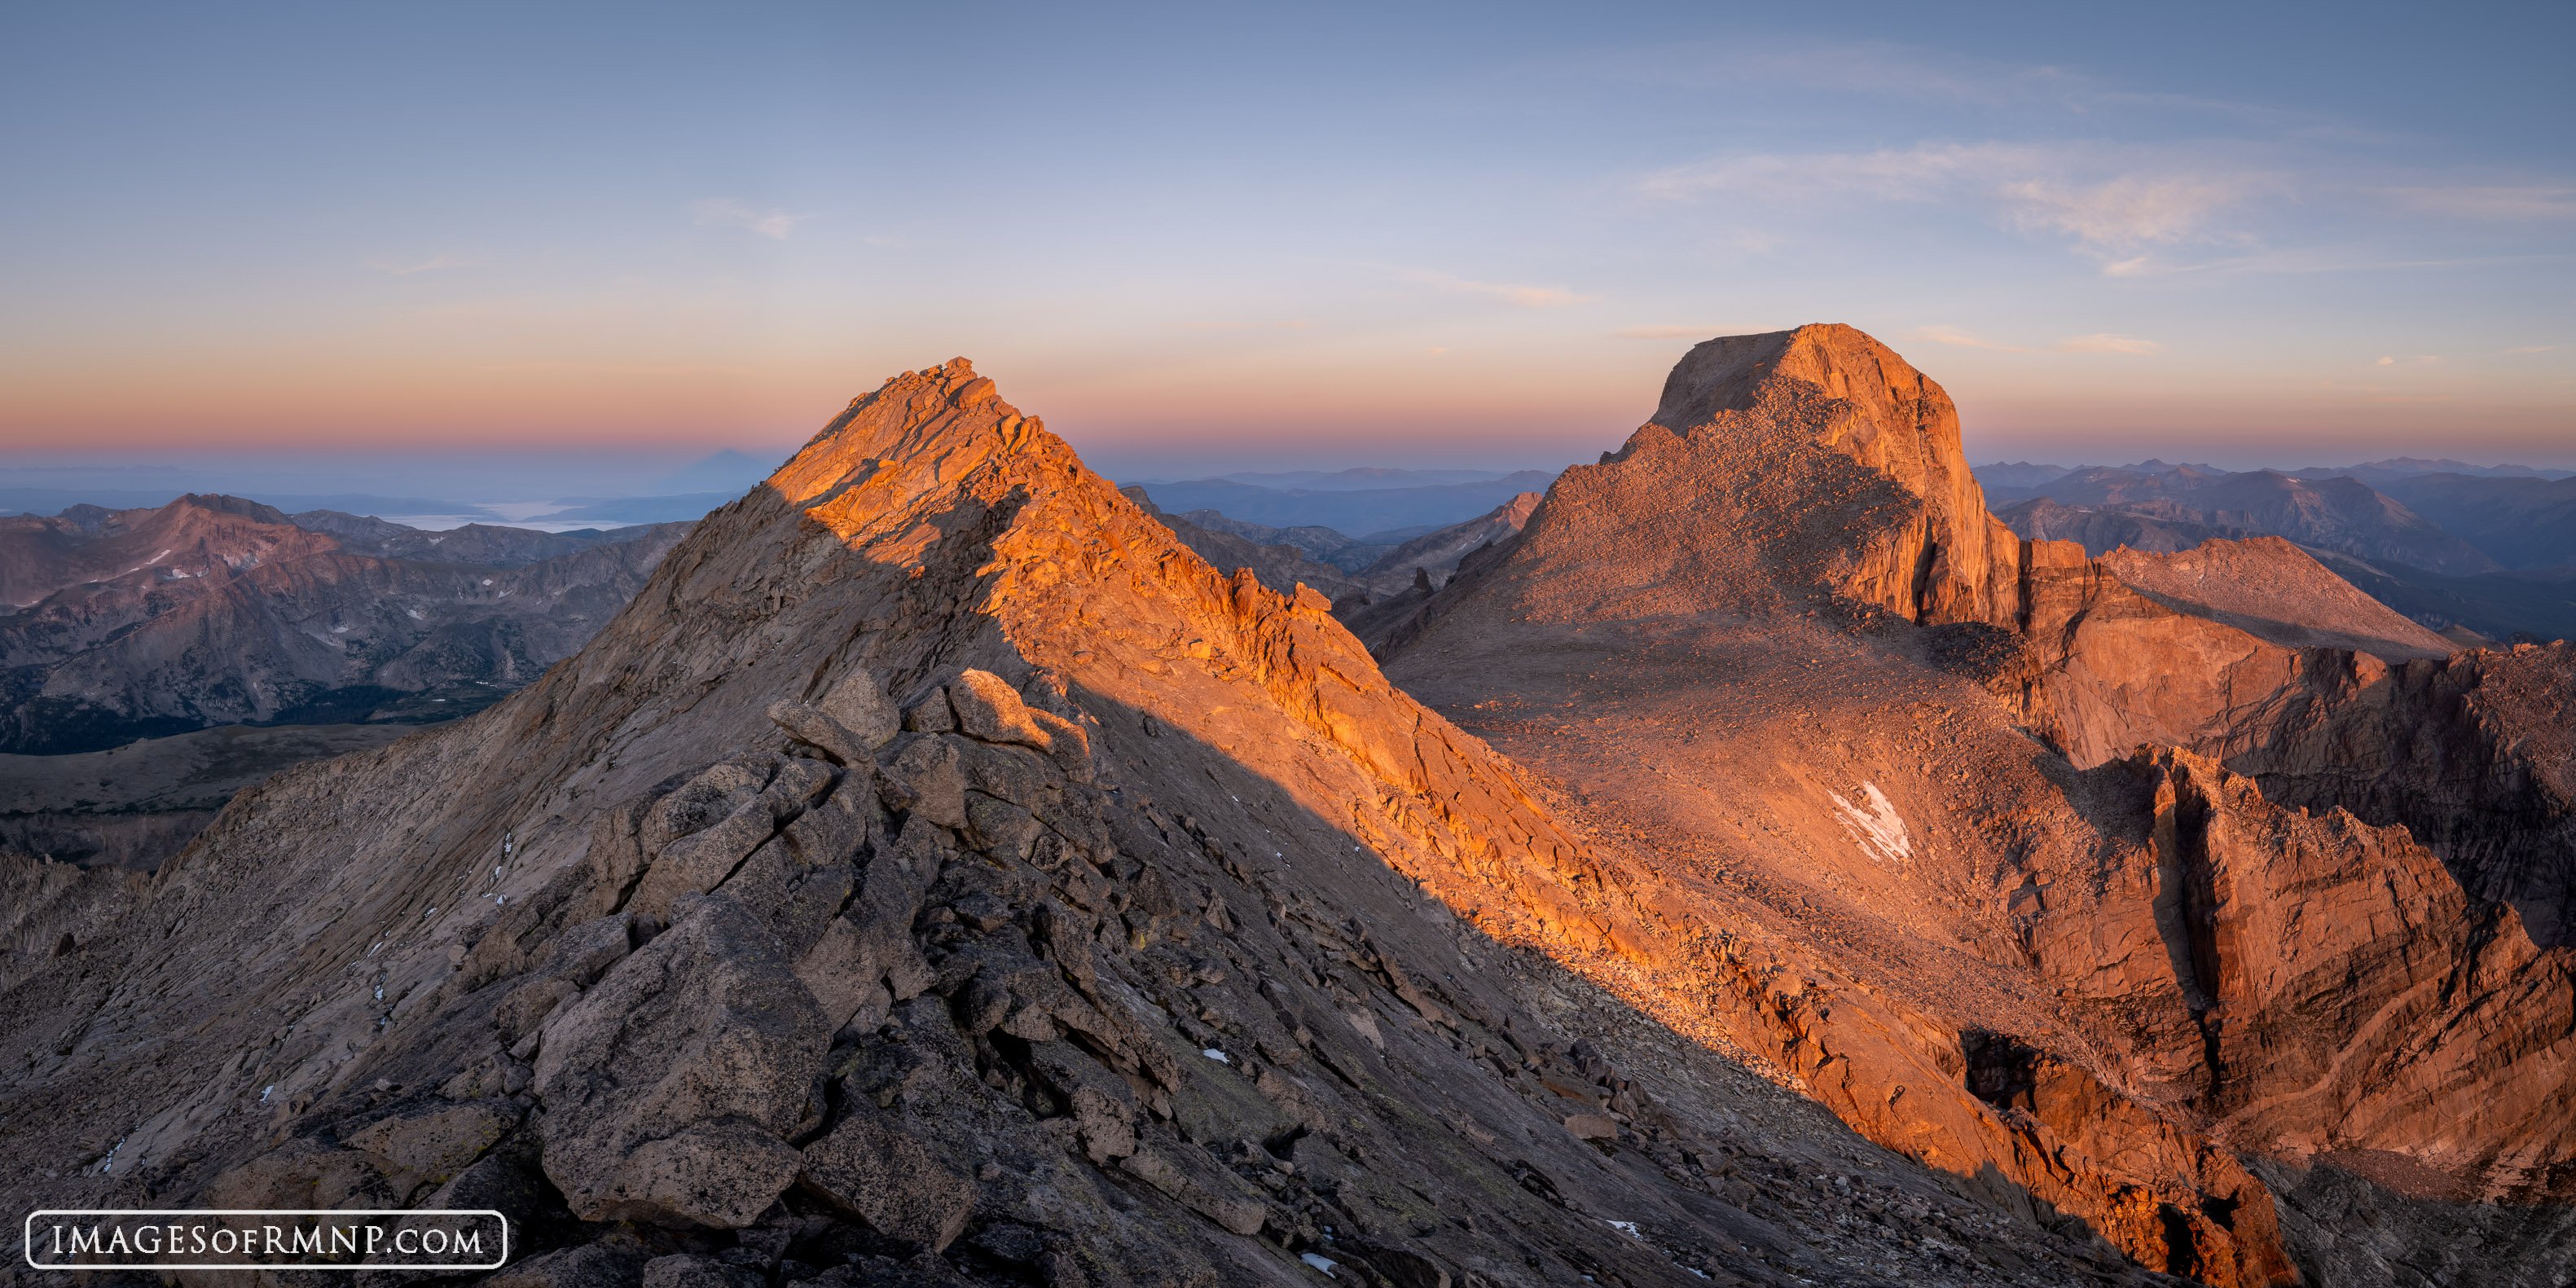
[0,363,2166,1288]
[2224,641,2576,948]
[1381,326,2576,1284]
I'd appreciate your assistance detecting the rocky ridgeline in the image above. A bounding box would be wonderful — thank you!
[0,360,2171,1288]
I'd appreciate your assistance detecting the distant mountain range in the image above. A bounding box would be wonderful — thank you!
[1977,458,2576,642]
[0,495,689,754]
[1127,469,1558,538]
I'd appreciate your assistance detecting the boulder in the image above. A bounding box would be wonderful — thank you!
[946,670,1054,750]
[532,895,829,1227]
[797,1112,978,1251]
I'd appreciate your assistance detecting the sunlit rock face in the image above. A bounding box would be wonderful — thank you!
[1376,324,2576,1285]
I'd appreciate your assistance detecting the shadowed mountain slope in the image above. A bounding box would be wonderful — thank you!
[2374,473,2576,570]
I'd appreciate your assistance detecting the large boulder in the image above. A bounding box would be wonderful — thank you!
[530,895,829,1227]
[796,1110,978,1252]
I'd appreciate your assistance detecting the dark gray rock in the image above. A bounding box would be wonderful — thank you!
[532,895,829,1227]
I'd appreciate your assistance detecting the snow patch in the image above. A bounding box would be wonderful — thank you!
[1829,782,1910,864]
[406,608,424,620]
[1607,1220,1642,1239]
[1202,1048,1231,1064]
[1299,1252,1339,1277]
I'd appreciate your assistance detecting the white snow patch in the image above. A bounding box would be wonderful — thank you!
[331,625,349,634]
[1299,1252,1339,1277]
[1829,782,1910,864]
[406,608,424,620]
[1202,1048,1231,1064]
[1607,1220,1642,1239]
[481,578,495,586]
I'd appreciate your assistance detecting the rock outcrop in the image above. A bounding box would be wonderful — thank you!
[0,360,2175,1287]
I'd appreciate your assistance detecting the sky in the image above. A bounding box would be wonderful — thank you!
[2,1,2570,496]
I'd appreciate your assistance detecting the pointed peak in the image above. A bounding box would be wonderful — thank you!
[763,358,1046,513]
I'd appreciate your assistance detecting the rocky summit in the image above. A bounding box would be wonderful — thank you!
[2,336,2569,1288]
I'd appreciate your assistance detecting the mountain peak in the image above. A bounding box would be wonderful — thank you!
[1492,323,2020,626]
[766,358,1034,521]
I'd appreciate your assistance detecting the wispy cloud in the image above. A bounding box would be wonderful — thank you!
[1397,268,1591,308]
[689,198,809,240]
[2372,355,2442,367]
[1998,174,2266,248]
[370,255,476,275]
[1637,142,2274,268]
[2382,186,2576,222]
[1912,325,2160,354]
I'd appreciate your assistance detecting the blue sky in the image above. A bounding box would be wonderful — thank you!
[2,1,2569,491]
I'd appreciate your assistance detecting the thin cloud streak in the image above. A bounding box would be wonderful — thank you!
[689,198,809,240]
[1636,141,2276,265]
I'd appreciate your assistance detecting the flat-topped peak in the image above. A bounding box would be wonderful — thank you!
[1651,323,1949,444]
